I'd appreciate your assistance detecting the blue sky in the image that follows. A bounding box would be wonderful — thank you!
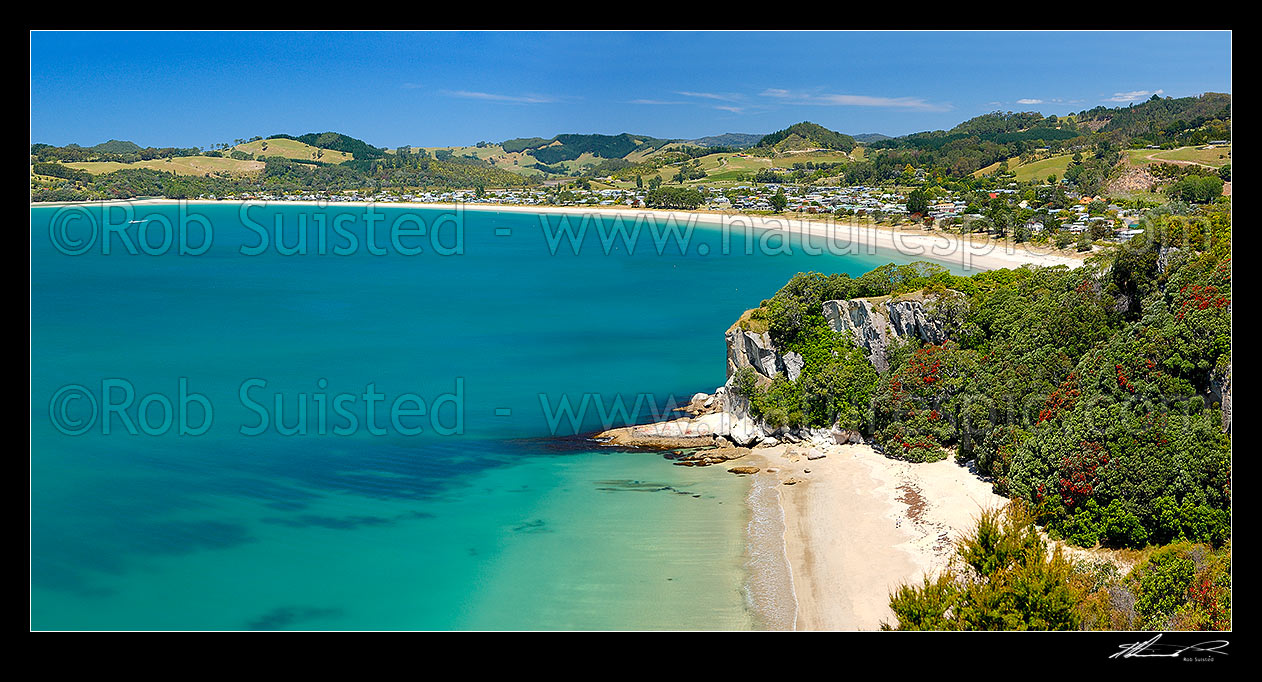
[30,31,1231,148]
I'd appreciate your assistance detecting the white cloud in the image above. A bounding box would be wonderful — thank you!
[760,88,952,112]
[676,91,743,102]
[1106,89,1164,103]
[628,98,685,105]
[1016,98,1044,104]
[442,90,560,104]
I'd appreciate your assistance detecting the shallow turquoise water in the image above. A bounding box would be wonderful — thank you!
[31,202,941,629]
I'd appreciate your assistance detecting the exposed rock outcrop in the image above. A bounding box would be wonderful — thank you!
[1209,362,1232,433]
[726,329,784,379]
[783,351,805,382]
[1157,246,1184,277]
[670,446,750,467]
[717,291,959,444]
[607,291,959,455]
[728,293,953,384]
[822,295,948,373]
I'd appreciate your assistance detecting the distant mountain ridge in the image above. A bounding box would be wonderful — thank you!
[686,133,763,149]
[851,133,891,143]
[34,93,1230,191]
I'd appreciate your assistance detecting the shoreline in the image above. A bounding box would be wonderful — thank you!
[38,197,1065,629]
[596,418,1009,630]
[31,198,1089,273]
[743,443,1006,630]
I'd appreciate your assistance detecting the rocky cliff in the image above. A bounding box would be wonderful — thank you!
[1209,362,1232,433]
[726,292,951,383]
[716,292,954,444]
[821,295,949,373]
[607,275,1234,467]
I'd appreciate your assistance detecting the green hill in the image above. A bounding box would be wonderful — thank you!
[499,133,671,164]
[267,132,385,160]
[758,122,857,152]
[91,139,143,154]
[1078,92,1231,142]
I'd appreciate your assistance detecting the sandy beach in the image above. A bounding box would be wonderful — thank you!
[744,443,1005,630]
[35,199,1089,273]
[394,201,1088,272]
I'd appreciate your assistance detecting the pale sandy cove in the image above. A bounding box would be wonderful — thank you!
[748,444,1006,630]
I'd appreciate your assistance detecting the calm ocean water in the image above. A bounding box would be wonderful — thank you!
[31,202,939,629]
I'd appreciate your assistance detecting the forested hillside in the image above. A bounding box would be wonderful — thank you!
[733,201,1231,552]
[864,93,1230,179]
[1079,92,1232,144]
[758,121,857,152]
[30,94,1230,200]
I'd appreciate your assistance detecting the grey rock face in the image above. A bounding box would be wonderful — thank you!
[1157,246,1184,277]
[1209,362,1232,433]
[821,296,947,373]
[726,329,783,379]
[720,374,751,419]
[887,300,947,344]
[719,293,956,441]
[783,351,805,382]
[831,429,863,444]
[822,299,887,369]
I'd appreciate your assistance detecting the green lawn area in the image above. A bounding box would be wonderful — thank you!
[696,153,772,181]
[62,161,133,174]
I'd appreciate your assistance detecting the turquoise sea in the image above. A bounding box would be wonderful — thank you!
[31,202,947,630]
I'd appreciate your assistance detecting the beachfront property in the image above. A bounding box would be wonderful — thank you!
[217,178,1150,245]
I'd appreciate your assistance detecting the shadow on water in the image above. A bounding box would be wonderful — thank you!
[245,606,346,630]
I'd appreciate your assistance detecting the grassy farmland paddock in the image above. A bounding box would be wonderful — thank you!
[774,149,861,165]
[973,153,1075,182]
[66,156,265,177]
[1125,145,1231,168]
[691,153,774,181]
[1010,154,1075,182]
[234,138,353,164]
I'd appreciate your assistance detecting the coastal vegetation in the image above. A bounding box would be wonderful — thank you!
[731,199,1231,565]
[884,503,1231,630]
[644,186,704,209]
[885,504,1080,630]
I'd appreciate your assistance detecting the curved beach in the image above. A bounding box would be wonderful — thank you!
[43,198,1089,274]
[745,444,1005,630]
